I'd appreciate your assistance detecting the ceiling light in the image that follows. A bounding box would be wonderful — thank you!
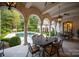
[6,2,16,10]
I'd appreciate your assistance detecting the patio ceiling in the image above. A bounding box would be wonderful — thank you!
[25,2,79,20]
[0,2,79,20]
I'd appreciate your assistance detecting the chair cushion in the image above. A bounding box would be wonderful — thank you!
[31,45,40,54]
[44,44,57,56]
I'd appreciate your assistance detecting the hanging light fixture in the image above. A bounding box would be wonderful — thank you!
[57,5,62,23]
[6,2,16,10]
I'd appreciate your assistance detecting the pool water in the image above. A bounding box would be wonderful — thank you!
[17,32,39,45]
[17,32,34,38]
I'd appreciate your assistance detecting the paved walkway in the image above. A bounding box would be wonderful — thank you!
[0,40,79,57]
[0,45,28,57]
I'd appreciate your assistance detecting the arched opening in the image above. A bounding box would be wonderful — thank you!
[42,18,50,36]
[27,14,41,45]
[28,14,41,32]
[51,20,57,36]
[62,21,73,40]
[0,6,25,47]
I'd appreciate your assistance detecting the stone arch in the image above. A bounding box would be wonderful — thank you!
[0,2,52,44]
[27,6,43,22]
[42,18,50,32]
[15,3,30,45]
[27,14,41,32]
[0,6,26,45]
[28,14,41,23]
[16,4,43,45]
[42,13,52,22]
[42,13,52,36]
[0,3,29,45]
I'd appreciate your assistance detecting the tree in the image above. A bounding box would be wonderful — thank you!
[28,16,38,32]
[1,7,24,37]
[0,10,1,36]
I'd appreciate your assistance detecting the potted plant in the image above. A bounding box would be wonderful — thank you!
[77,29,79,37]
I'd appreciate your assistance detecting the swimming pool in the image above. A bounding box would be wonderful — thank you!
[5,32,40,45]
[17,32,39,45]
[17,32,35,38]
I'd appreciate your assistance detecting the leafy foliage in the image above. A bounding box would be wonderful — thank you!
[42,32,49,36]
[9,36,21,47]
[1,7,24,37]
[50,28,57,36]
[28,16,38,32]
[0,38,10,43]
[0,36,21,47]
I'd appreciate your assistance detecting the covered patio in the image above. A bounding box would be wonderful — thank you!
[1,40,79,57]
[0,2,79,57]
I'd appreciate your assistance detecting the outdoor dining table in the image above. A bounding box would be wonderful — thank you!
[33,36,61,56]
[34,36,61,46]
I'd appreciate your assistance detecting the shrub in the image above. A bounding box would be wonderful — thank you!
[50,29,57,36]
[9,36,21,47]
[42,32,49,36]
[0,38,10,43]
[0,36,21,47]
[50,31,55,36]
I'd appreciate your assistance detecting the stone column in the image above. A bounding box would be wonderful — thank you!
[24,17,28,45]
[49,21,51,37]
[16,5,28,45]
[55,21,57,35]
[40,20,43,35]
[58,21,62,33]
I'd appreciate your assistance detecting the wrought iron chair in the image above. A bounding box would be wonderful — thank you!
[53,39,64,56]
[43,42,57,57]
[26,43,41,57]
[43,39,64,57]
[0,40,4,57]
[32,34,38,45]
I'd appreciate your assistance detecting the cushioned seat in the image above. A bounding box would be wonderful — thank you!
[31,45,40,54]
[26,43,41,57]
[43,42,57,57]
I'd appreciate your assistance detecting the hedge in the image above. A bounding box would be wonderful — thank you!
[0,36,21,47]
[0,38,10,43]
[9,36,21,47]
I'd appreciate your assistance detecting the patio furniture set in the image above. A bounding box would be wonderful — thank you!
[26,34,64,57]
[0,34,64,57]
